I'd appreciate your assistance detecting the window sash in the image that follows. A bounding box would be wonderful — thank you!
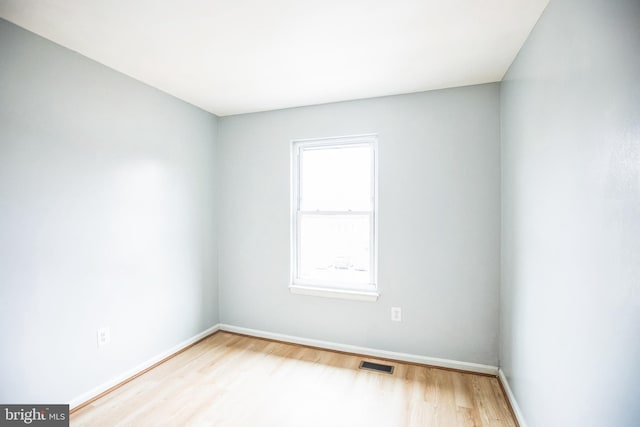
[291,135,378,292]
[294,211,376,290]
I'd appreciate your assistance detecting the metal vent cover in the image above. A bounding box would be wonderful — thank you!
[359,360,394,374]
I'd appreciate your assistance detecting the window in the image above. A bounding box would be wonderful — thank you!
[290,134,378,301]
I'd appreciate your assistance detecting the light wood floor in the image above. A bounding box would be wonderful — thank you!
[71,332,517,427]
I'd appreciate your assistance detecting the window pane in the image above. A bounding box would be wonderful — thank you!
[301,145,371,211]
[299,214,371,285]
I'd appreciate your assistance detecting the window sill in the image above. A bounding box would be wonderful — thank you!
[289,284,379,302]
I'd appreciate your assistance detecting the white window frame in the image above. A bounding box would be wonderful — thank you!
[290,134,379,302]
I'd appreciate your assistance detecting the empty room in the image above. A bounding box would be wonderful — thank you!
[1,0,638,426]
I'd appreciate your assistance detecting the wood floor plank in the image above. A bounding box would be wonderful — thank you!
[71,332,517,427]
[453,372,474,409]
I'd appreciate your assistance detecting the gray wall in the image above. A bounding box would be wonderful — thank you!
[0,19,219,403]
[218,84,501,365]
[500,0,640,425]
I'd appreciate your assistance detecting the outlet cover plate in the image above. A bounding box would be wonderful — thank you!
[97,327,111,347]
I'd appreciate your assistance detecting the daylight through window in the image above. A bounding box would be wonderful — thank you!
[291,135,378,294]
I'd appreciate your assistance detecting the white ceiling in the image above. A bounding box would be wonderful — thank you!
[0,0,549,116]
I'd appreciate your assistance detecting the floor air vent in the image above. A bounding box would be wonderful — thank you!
[359,361,394,374]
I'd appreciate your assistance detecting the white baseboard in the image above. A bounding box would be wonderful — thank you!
[219,324,498,375]
[69,323,221,410]
[498,369,528,427]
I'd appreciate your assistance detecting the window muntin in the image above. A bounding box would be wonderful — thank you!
[292,135,377,292]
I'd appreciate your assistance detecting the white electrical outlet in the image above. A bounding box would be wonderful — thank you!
[97,326,111,347]
[391,307,402,322]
